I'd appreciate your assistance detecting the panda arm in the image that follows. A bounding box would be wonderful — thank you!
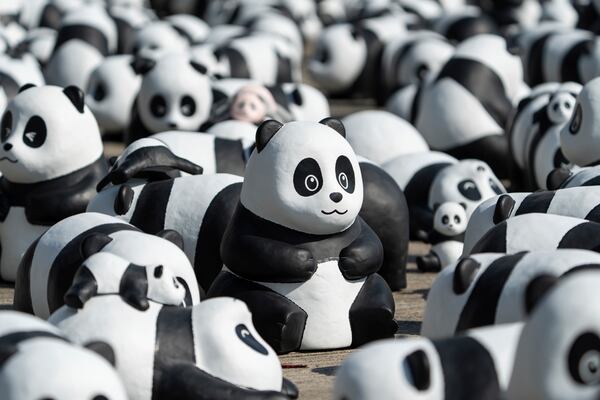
[338,218,384,280]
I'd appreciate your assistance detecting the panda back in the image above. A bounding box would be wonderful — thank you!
[542,30,592,83]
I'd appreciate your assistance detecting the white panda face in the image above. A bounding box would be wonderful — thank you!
[0,85,103,183]
[308,24,367,93]
[560,77,600,167]
[433,202,468,236]
[192,298,283,391]
[547,90,578,125]
[86,55,142,134]
[145,264,187,307]
[137,55,212,133]
[241,121,364,235]
[429,160,505,217]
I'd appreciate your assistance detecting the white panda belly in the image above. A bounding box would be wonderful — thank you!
[260,260,366,350]
[0,207,47,281]
[432,240,464,269]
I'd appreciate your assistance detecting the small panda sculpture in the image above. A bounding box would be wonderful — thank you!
[334,323,522,400]
[51,289,298,400]
[0,310,128,400]
[208,119,397,353]
[0,84,107,282]
[13,212,201,319]
[417,202,467,272]
[421,249,600,338]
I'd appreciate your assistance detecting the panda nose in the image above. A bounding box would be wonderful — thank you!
[168,122,178,129]
[330,192,343,203]
[3,143,12,151]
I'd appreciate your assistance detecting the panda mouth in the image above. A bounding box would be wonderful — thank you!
[0,157,17,163]
[321,209,348,215]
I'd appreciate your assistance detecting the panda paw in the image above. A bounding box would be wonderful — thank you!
[416,253,442,273]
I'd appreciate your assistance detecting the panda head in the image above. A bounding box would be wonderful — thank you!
[131,21,189,60]
[135,54,212,134]
[545,83,581,125]
[64,252,186,311]
[193,297,283,392]
[560,77,600,167]
[433,202,468,236]
[0,311,127,400]
[508,270,600,399]
[0,84,103,184]
[429,160,506,217]
[308,23,367,93]
[57,4,118,54]
[86,55,142,134]
[241,119,363,235]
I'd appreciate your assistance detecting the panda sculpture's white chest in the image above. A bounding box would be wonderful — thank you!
[259,259,365,350]
[432,240,464,268]
[0,207,47,281]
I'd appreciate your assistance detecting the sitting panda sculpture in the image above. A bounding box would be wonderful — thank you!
[0,84,108,282]
[0,311,128,400]
[209,119,397,353]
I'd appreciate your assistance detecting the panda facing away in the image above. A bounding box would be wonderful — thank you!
[209,119,397,353]
[0,84,107,282]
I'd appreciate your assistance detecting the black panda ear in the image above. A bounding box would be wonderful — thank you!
[156,229,184,251]
[130,57,156,75]
[404,349,431,391]
[64,266,98,309]
[432,203,441,212]
[63,86,85,113]
[524,274,559,315]
[459,202,467,210]
[493,194,516,224]
[190,61,208,75]
[80,233,113,260]
[120,264,150,311]
[84,341,117,366]
[291,87,303,105]
[18,83,36,93]
[453,257,481,294]
[256,120,283,153]
[319,117,345,138]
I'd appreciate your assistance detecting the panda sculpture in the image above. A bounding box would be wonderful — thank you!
[130,21,189,60]
[417,202,468,272]
[0,52,45,100]
[12,212,201,319]
[334,323,522,400]
[467,213,600,256]
[108,3,154,55]
[414,34,529,178]
[50,288,298,400]
[0,84,107,282]
[547,165,600,189]
[45,4,118,88]
[421,249,600,338]
[208,119,397,353]
[507,82,580,190]
[0,311,128,400]
[463,187,600,255]
[127,54,213,144]
[433,6,497,43]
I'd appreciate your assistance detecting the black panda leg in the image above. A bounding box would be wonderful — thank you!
[157,363,295,400]
[208,272,307,354]
[349,273,397,347]
[416,252,442,272]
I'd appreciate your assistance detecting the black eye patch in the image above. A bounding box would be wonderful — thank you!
[294,157,323,197]
[569,332,600,385]
[93,82,107,102]
[23,116,47,148]
[235,324,268,355]
[150,95,167,118]
[335,155,355,193]
[458,179,482,201]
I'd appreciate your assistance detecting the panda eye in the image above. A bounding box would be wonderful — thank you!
[569,332,600,385]
[442,215,449,224]
[454,215,461,224]
[1,111,12,142]
[569,103,582,135]
[150,95,167,117]
[335,155,355,193]
[92,396,108,400]
[235,324,268,355]
[180,95,196,117]
[489,178,504,195]
[93,82,107,102]
[458,179,481,201]
[294,158,323,197]
[22,116,46,148]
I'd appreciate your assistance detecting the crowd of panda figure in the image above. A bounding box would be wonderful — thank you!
[5,0,600,399]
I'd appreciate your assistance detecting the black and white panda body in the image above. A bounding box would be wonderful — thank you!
[13,212,201,319]
[422,249,600,338]
[209,120,396,353]
[0,85,107,282]
[433,6,497,43]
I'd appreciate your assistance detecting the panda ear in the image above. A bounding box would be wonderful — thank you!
[453,257,481,294]
[404,349,430,391]
[432,203,441,212]
[190,61,208,75]
[291,87,303,105]
[84,341,117,366]
[319,117,346,138]
[130,57,156,75]
[524,274,559,315]
[493,194,516,224]
[64,266,98,309]
[119,264,150,311]
[80,233,113,260]
[459,202,467,210]
[63,86,85,113]
[156,229,184,251]
[18,83,36,93]
[256,120,283,153]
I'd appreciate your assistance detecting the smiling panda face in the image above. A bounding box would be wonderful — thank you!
[434,202,468,237]
[137,55,212,133]
[429,160,506,217]
[241,120,363,235]
[0,85,103,184]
